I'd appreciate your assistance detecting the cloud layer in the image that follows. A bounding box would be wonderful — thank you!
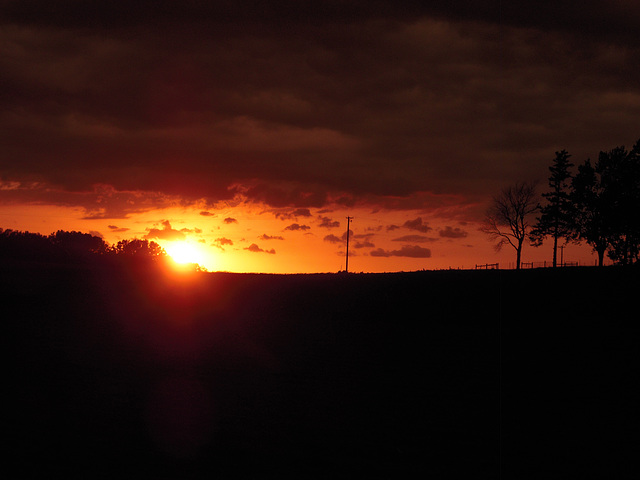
[2,1,639,217]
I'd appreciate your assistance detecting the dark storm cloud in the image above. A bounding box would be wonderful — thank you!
[2,1,639,215]
[0,180,175,218]
[4,1,637,44]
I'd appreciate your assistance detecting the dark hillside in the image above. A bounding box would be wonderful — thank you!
[5,264,638,478]
[498,267,639,478]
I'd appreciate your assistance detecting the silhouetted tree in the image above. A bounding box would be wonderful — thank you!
[1,228,173,268]
[611,138,640,264]
[570,159,608,266]
[112,238,166,257]
[598,140,640,264]
[530,150,575,267]
[0,228,59,262]
[482,181,538,269]
[49,230,110,259]
[571,139,640,266]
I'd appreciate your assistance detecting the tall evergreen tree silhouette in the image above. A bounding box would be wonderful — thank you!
[530,150,574,267]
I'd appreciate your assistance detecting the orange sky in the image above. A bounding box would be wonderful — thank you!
[0,200,603,273]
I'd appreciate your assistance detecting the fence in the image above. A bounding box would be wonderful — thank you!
[443,261,583,270]
[475,263,499,270]
[522,261,580,269]
[468,261,581,270]
[561,261,579,267]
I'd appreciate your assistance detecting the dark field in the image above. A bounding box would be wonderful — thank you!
[5,263,639,478]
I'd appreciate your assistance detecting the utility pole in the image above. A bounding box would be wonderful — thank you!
[560,245,565,267]
[345,216,353,273]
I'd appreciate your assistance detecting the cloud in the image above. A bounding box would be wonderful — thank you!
[212,237,233,250]
[259,234,284,240]
[199,211,215,216]
[0,181,177,219]
[403,217,432,233]
[284,223,310,231]
[318,216,340,228]
[244,243,276,254]
[144,220,187,241]
[213,237,233,246]
[273,207,312,220]
[439,226,468,238]
[292,208,312,217]
[223,217,238,224]
[391,235,434,243]
[4,1,638,47]
[354,239,375,249]
[243,182,331,209]
[341,230,354,241]
[370,245,432,258]
[323,234,341,244]
[1,1,638,218]
[108,225,129,233]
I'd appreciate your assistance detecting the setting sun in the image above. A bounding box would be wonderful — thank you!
[165,241,207,266]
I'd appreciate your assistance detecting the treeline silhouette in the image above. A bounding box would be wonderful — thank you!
[530,137,639,266]
[0,228,167,266]
[485,137,639,268]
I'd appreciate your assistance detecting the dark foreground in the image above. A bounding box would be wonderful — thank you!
[5,263,639,478]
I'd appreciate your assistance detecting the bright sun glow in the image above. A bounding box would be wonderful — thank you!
[165,241,206,266]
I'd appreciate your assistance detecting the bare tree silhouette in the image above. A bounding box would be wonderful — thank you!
[482,182,538,269]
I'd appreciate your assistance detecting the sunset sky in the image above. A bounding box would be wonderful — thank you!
[1,1,639,272]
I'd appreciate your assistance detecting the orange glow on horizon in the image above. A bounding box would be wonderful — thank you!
[0,202,607,273]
